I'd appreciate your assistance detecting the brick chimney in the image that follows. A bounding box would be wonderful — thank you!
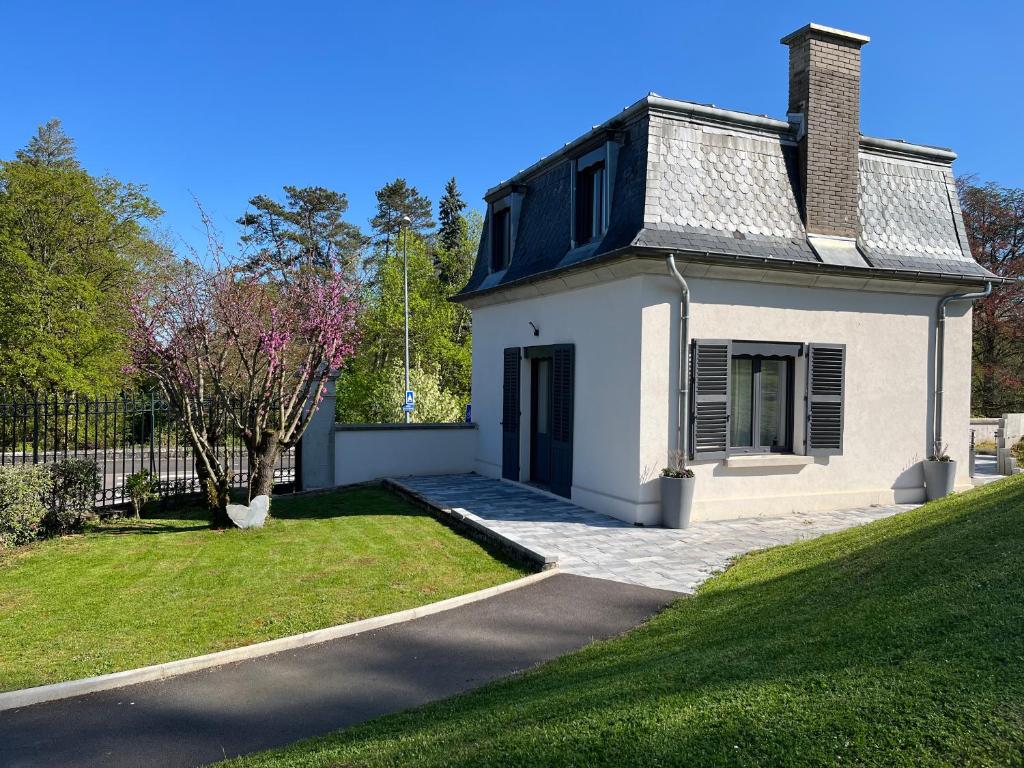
[781,23,870,239]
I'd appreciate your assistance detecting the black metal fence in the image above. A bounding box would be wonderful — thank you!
[0,392,296,509]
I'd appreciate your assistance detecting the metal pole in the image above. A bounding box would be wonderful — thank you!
[402,216,411,424]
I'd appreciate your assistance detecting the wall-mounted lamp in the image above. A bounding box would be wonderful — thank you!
[528,322,540,337]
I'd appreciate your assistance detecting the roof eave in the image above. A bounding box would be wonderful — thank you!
[450,246,1005,304]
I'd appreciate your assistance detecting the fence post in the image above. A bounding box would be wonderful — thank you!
[298,375,337,492]
[32,392,39,465]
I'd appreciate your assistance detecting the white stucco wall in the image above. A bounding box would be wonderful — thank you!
[468,267,975,524]
[333,425,477,486]
[469,276,647,522]
[640,274,974,520]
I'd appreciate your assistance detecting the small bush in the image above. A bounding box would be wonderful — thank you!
[0,465,52,548]
[974,439,997,456]
[43,458,100,536]
[124,469,159,519]
[1013,438,1024,466]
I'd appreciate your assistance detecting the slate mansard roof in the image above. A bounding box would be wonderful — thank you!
[456,95,996,300]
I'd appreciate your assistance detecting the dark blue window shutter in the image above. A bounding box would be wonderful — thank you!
[550,344,575,498]
[691,340,731,459]
[806,343,845,456]
[502,347,521,480]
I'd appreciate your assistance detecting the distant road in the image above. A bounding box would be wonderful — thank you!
[0,447,295,507]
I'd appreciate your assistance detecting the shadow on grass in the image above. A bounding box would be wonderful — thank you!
[90,484,529,574]
[96,486,425,533]
[270,486,426,521]
[102,524,210,537]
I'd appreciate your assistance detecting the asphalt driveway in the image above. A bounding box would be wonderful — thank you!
[0,573,676,768]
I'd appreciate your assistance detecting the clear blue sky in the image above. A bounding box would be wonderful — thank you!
[2,0,1020,254]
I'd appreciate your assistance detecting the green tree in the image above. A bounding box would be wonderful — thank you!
[237,185,364,277]
[339,228,470,421]
[0,120,163,392]
[16,118,78,170]
[435,177,477,293]
[369,178,434,261]
[339,177,481,424]
[336,361,462,424]
[437,177,466,256]
[958,178,1024,415]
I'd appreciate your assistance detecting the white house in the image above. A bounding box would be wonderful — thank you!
[454,23,1002,525]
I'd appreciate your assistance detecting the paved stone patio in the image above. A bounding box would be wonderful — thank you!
[393,474,918,594]
[972,454,1007,486]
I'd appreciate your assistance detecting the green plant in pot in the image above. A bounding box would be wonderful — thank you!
[923,440,957,501]
[661,451,696,529]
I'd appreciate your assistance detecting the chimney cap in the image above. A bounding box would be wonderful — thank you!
[780,23,870,46]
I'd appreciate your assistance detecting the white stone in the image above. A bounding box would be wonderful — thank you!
[226,495,270,529]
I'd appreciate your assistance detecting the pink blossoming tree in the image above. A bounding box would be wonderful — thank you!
[128,219,359,527]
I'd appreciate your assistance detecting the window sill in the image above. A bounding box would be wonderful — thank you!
[725,454,814,469]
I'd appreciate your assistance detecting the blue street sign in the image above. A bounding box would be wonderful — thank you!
[403,390,415,413]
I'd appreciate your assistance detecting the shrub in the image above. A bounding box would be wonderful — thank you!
[43,458,100,536]
[337,362,464,424]
[0,465,52,548]
[124,469,159,519]
[974,438,998,456]
[1013,438,1024,467]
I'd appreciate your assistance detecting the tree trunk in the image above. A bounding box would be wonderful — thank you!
[195,453,232,528]
[248,431,282,504]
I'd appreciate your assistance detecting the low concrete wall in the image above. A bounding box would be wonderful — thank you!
[334,424,477,486]
[970,418,1001,444]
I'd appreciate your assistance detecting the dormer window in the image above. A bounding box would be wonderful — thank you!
[576,157,605,244]
[491,206,511,272]
[571,141,617,248]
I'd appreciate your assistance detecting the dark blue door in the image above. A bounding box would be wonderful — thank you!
[530,357,552,486]
[549,345,575,499]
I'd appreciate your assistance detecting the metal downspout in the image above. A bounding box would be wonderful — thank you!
[666,255,690,464]
[935,281,991,450]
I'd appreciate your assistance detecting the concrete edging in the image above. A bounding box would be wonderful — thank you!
[0,569,558,713]
[384,477,559,571]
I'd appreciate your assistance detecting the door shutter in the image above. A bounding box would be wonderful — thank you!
[502,347,521,480]
[806,343,845,456]
[550,344,575,498]
[690,340,731,459]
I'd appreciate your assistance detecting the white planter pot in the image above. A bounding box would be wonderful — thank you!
[923,459,957,501]
[660,475,696,529]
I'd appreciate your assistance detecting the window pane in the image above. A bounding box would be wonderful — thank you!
[759,359,787,449]
[536,360,550,434]
[575,161,605,244]
[491,209,510,270]
[730,357,753,447]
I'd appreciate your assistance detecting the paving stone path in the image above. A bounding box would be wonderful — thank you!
[395,474,918,593]
[972,454,1007,486]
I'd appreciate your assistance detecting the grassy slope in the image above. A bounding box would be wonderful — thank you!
[0,488,525,691]
[226,476,1024,768]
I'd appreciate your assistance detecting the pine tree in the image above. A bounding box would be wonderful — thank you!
[437,177,467,255]
[369,178,434,258]
[237,186,364,277]
[16,119,79,170]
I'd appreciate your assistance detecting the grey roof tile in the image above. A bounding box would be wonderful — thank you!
[457,100,994,298]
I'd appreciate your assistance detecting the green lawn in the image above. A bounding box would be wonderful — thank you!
[0,487,526,692]
[224,475,1024,768]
